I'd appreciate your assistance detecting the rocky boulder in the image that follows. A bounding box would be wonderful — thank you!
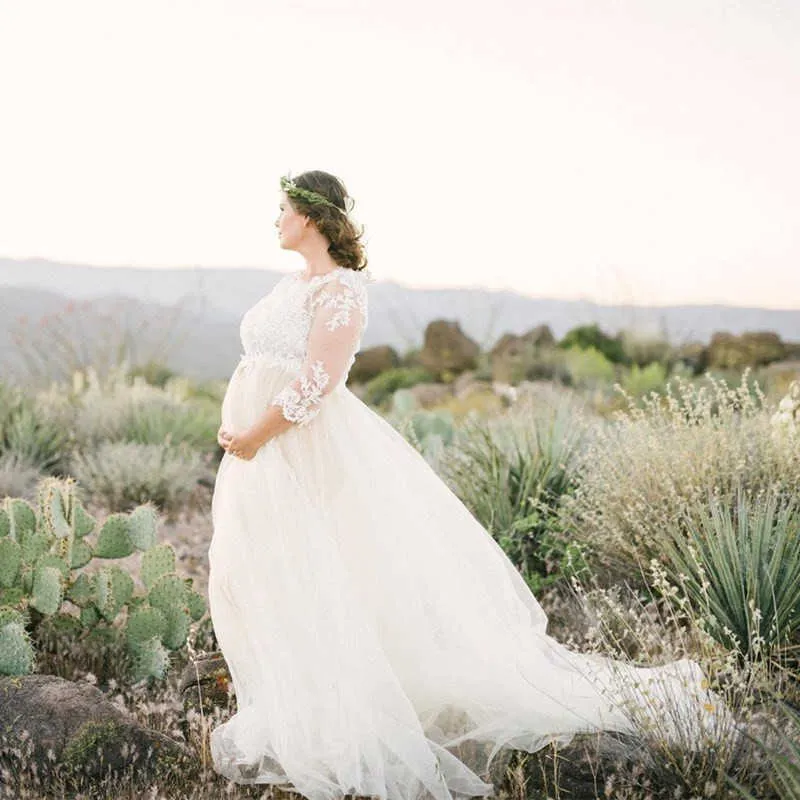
[0,674,190,783]
[349,345,401,384]
[708,331,786,369]
[418,320,481,380]
[522,324,556,348]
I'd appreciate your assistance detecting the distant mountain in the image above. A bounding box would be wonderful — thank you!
[2,257,799,384]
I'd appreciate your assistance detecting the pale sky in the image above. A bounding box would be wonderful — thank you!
[0,0,798,308]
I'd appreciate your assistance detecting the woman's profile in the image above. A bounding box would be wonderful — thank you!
[207,170,723,800]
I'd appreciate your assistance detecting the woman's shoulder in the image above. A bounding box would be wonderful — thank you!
[313,265,375,289]
[307,266,374,304]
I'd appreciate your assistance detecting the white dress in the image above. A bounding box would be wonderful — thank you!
[207,266,723,800]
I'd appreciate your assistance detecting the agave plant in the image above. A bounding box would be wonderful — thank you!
[658,485,800,660]
[439,397,589,593]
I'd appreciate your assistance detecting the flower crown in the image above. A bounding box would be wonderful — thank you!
[280,174,350,216]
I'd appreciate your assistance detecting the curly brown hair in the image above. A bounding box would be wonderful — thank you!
[285,170,368,273]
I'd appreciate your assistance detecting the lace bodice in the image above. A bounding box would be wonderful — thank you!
[238,265,374,426]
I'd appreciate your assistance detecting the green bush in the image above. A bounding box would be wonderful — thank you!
[69,441,208,519]
[560,371,800,583]
[0,382,71,475]
[72,373,219,455]
[620,361,668,398]
[440,395,590,594]
[362,366,436,408]
[659,486,800,660]
[619,330,672,367]
[563,346,615,388]
[559,323,626,364]
[524,346,571,384]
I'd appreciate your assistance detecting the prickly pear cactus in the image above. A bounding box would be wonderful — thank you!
[0,476,207,684]
[0,606,35,674]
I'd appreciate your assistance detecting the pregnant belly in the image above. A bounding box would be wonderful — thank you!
[221,356,300,432]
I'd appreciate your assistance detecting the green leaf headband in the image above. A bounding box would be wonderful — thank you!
[280,174,350,216]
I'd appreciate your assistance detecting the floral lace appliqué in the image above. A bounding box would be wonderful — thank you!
[311,279,368,332]
[271,360,330,426]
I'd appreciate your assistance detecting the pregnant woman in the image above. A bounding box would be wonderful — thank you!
[207,169,723,800]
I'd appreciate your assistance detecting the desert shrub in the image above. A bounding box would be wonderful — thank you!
[621,361,669,398]
[730,701,800,799]
[72,369,218,455]
[472,351,493,382]
[127,358,177,387]
[658,486,800,661]
[523,346,572,384]
[439,393,591,593]
[619,330,673,367]
[0,452,42,500]
[362,366,435,408]
[563,346,616,388]
[550,574,781,799]
[68,441,208,518]
[560,371,800,582]
[0,381,71,475]
[559,323,627,364]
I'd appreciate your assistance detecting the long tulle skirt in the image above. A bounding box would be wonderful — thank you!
[207,357,724,800]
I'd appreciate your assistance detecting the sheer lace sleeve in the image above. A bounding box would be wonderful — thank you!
[269,271,368,426]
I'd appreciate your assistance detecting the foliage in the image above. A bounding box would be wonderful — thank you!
[0,451,42,501]
[392,398,457,470]
[559,323,627,364]
[563,345,615,388]
[69,441,208,519]
[0,476,206,684]
[0,381,71,476]
[619,329,673,367]
[71,366,219,455]
[729,701,800,799]
[127,358,178,388]
[621,361,669,398]
[560,370,800,581]
[362,366,436,408]
[439,395,590,593]
[658,486,800,660]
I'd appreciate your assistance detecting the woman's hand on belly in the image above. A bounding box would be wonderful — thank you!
[222,425,267,461]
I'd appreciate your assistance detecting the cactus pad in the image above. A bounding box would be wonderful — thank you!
[129,636,170,682]
[0,538,21,587]
[70,539,93,569]
[80,605,101,628]
[149,572,188,611]
[186,589,207,622]
[128,503,159,551]
[126,606,168,645]
[36,553,70,579]
[95,514,134,559]
[92,566,134,622]
[6,498,36,540]
[66,572,94,607]
[31,564,64,615]
[73,502,96,538]
[0,621,36,676]
[141,544,176,590]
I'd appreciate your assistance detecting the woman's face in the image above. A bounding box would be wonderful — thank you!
[275,192,309,251]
